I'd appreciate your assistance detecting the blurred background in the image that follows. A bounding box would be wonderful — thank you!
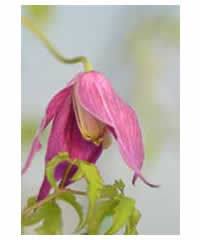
[21,5,180,235]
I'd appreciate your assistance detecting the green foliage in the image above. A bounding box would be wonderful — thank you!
[22,154,142,235]
[46,152,69,190]
[22,197,62,235]
[100,185,118,199]
[21,196,44,232]
[72,161,104,215]
[87,199,118,234]
[35,201,62,235]
[72,161,104,229]
[113,179,125,194]
[77,177,140,235]
[104,196,136,235]
[22,192,83,235]
[58,192,83,231]
[27,196,37,206]
[124,209,141,235]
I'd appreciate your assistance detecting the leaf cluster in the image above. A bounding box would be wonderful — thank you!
[22,152,141,235]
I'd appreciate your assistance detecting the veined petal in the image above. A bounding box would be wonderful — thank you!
[76,71,158,187]
[21,116,46,175]
[73,86,106,145]
[21,84,74,175]
[38,93,103,200]
[45,94,103,163]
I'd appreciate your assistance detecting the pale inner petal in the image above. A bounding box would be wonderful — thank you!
[73,86,112,147]
[103,130,112,149]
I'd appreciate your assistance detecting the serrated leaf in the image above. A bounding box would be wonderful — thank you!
[124,209,141,235]
[88,199,118,234]
[22,208,44,227]
[80,161,104,212]
[72,161,104,230]
[35,200,62,235]
[104,196,135,235]
[113,179,125,194]
[22,196,44,229]
[58,192,83,231]
[22,197,63,235]
[100,185,119,199]
[22,202,44,234]
[46,152,69,190]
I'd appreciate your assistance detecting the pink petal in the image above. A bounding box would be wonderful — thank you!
[21,116,46,175]
[75,71,158,187]
[45,93,103,163]
[37,164,77,201]
[21,84,74,175]
[38,92,103,200]
[37,176,51,201]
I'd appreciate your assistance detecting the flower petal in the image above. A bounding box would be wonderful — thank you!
[73,86,106,145]
[21,84,73,175]
[38,92,103,200]
[45,93,103,164]
[75,71,158,187]
[21,116,46,175]
[37,176,52,201]
[102,129,112,149]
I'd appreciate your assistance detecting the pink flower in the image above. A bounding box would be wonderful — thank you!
[22,71,158,200]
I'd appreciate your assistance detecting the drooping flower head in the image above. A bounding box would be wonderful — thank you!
[22,71,158,200]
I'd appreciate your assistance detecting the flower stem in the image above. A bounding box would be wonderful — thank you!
[21,16,93,72]
[59,163,73,189]
[22,188,86,216]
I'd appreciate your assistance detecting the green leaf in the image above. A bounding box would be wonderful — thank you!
[88,199,118,234]
[131,208,141,226]
[27,196,37,207]
[58,192,83,231]
[125,226,138,235]
[22,208,44,227]
[124,209,141,235]
[22,196,44,229]
[35,200,62,235]
[113,179,125,194]
[22,197,63,235]
[72,161,104,229]
[46,152,69,190]
[100,185,119,199]
[104,196,135,235]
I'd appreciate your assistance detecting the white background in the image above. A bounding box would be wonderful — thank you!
[1,0,200,240]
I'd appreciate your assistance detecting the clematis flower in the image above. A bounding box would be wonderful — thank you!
[22,71,158,200]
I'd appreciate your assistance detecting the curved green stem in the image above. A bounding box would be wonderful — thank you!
[21,16,93,72]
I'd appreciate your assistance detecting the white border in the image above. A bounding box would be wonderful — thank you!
[0,1,21,239]
[6,0,200,240]
[21,0,181,6]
